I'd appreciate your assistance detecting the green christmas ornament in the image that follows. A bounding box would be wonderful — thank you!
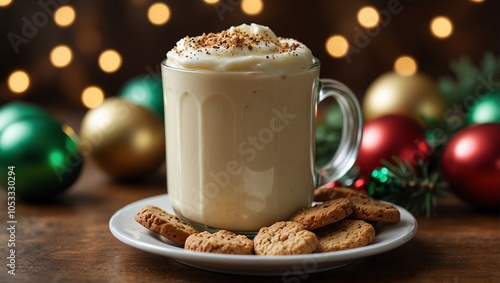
[120,75,164,120]
[465,92,500,125]
[0,103,83,200]
[0,102,54,132]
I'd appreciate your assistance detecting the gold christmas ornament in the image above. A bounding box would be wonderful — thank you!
[79,97,165,179]
[363,72,445,127]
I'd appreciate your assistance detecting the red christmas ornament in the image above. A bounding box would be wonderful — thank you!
[441,123,500,209]
[356,115,430,177]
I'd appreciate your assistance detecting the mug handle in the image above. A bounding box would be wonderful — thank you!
[316,79,363,186]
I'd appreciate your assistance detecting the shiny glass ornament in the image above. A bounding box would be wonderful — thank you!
[79,98,165,179]
[356,115,429,178]
[441,123,500,209]
[120,75,164,120]
[0,114,82,199]
[465,92,500,125]
[363,72,445,128]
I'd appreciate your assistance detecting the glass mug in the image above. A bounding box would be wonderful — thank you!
[161,58,362,234]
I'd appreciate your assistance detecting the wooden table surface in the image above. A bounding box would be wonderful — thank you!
[1,108,499,283]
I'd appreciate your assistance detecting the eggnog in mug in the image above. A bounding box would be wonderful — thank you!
[162,24,362,233]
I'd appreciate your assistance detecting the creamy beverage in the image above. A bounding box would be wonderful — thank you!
[162,24,362,232]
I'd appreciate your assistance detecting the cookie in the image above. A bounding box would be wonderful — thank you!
[314,185,369,202]
[349,198,401,223]
[253,221,318,255]
[135,205,197,246]
[289,198,354,230]
[315,219,375,252]
[184,230,254,255]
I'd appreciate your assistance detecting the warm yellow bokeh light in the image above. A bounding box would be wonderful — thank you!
[98,49,122,73]
[357,6,380,28]
[81,86,105,109]
[430,16,453,39]
[50,45,73,68]
[325,35,349,58]
[394,56,418,76]
[241,0,263,16]
[469,0,484,3]
[54,5,76,27]
[8,70,30,94]
[147,2,171,25]
[0,0,12,7]
[204,0,219,4]
[62,124,76,137]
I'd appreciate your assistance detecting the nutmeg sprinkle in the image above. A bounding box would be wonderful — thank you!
[165,24,314,71]
[172,29,302,56]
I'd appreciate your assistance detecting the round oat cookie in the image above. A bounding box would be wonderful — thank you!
[289,198,354,230]
[184,230,254,255]
[314,185,369,202]
[253,221,318,255]
[315,219,375,252]
[349,198,401,223]
[135,205,197,246]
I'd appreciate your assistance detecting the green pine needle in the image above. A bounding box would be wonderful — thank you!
[438,52,500,128]
[369,156,448,217]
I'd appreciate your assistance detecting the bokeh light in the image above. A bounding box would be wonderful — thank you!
[203,0,219,4]
[62,124,76,137]
[81,86,105,109]
[50,45,73,68]
[430,16,453,39]
[394,56,418,76]
[325,35,349,58]
[469,0,484,3]
[8,70,30,94]
[357,6,380,28]
[98,49,122,73]
[147,2,171,25]
[0,0,12,7]
[241,0,263,16]
[54,5,76,27]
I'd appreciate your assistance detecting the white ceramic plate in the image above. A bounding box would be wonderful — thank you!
[109,194,417,276]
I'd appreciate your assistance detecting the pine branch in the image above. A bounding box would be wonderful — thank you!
[438,52,500,129]
[367,156,448,217]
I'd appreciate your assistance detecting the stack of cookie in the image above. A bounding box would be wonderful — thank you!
[135,186,400,256]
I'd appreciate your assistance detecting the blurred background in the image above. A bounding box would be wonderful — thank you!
[1,0,500,210]
[1,0,499,109]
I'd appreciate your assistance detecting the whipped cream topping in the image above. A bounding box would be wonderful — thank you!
[165,23,314,72]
